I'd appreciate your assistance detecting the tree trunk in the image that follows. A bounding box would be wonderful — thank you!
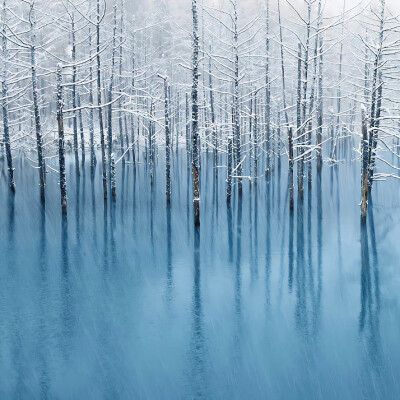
[56,64,67,215]
[1,1,15,193]
[192,0,200,226]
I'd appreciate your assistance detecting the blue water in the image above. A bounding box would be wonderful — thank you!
[0,151,400,399]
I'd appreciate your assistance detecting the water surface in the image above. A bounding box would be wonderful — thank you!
[0,152,399,399]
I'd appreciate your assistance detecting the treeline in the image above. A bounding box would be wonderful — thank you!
[0,0,398,223]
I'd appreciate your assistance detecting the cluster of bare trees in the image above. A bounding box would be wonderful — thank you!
[0,0,398,223]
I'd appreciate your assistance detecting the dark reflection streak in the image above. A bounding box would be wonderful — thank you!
[335,165,343,277]
[103,201,109,271]
[186,162,190,238]
[235,198,243,318]
[288,200,294,292]
[314,169,323,336]
[150,181,155,255]
[277,184,289,307]
[61,215,73,360]
[295,193,307,337]
[359,216,370,333]
[7,193,15,257]
[132,161,137,238]
[91,172,98,249]
[215,163,219,225]
[368,199,380,311]
[210,170,217,260]
[359,206,382,382]
[82,165,86,235]
[190,227,206,398]
[166,205,173,305]
[265,182,271,309]
[227,203,233,264]
[254,180,258,276]
[7,195,23,399]
[307,182,315,326]
[249,182,255,282]
[39,207,49,399]
[121,161,126,223]
[76,173,81,245]
[233,197,243,372]
[110,200,117,267]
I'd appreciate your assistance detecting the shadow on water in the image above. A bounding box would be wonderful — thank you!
[359,205,382,398]
[165,205,173,306]
[188,227,208,399]
[59,213,75,391]
[265,181,271,311]
[38,207,49,399]
[233,196,243,354]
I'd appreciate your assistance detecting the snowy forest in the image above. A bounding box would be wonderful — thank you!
[1,0,400,398]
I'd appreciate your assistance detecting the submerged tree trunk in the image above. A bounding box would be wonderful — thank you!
[1,0,15,192]
[88,0,96,174]
[317,35,323,172]
[71,11,80,176]
[77,92,85,168]
[361,106,368,221]
[232,0,242,196]
[110,153,116,199]
[227,137,233,204]
[186,92,190,169]
[108,1,118,179]
[252,92,258,180]
[368,0,385,191]
[29,5,46,203]
[56,64,67,215]
[96,0,107,199]
[191,0,200,226]
[130,30,136,166]
[163,77,171,204]
[118,1,125,161]
[296,43,304,200]
[265,0,271,178]
[288,127,294,211]
[208,46,217,179]
[278,0,289,128]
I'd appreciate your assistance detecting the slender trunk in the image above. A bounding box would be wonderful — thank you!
[331,0,345,161]
[88,0,96,173]
[97,0,107,199]
[30,5,46,203]
[110,153,116,199]
[118,1,125,160]
[253,92,258,180]
[233,0,241,195]
[227,137,232,203]
[296,43,304,199]
[288,127,294,211]
[368,0,385,190]
[265,0,271,177]
[77,92,85,168]
[317,35,323,171]
[130,31,136,166]
[71,12,80,175]
[163,78,171,204]
[361,105,368,220]
[108,1,118,178]
[192,0,200,226]
[1,1,15,192]
[186,92,190,169]
[56,64,67,215]
[278,0,289,126]
[208,46,217,178]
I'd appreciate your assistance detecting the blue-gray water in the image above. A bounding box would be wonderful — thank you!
[0,152,400,399]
